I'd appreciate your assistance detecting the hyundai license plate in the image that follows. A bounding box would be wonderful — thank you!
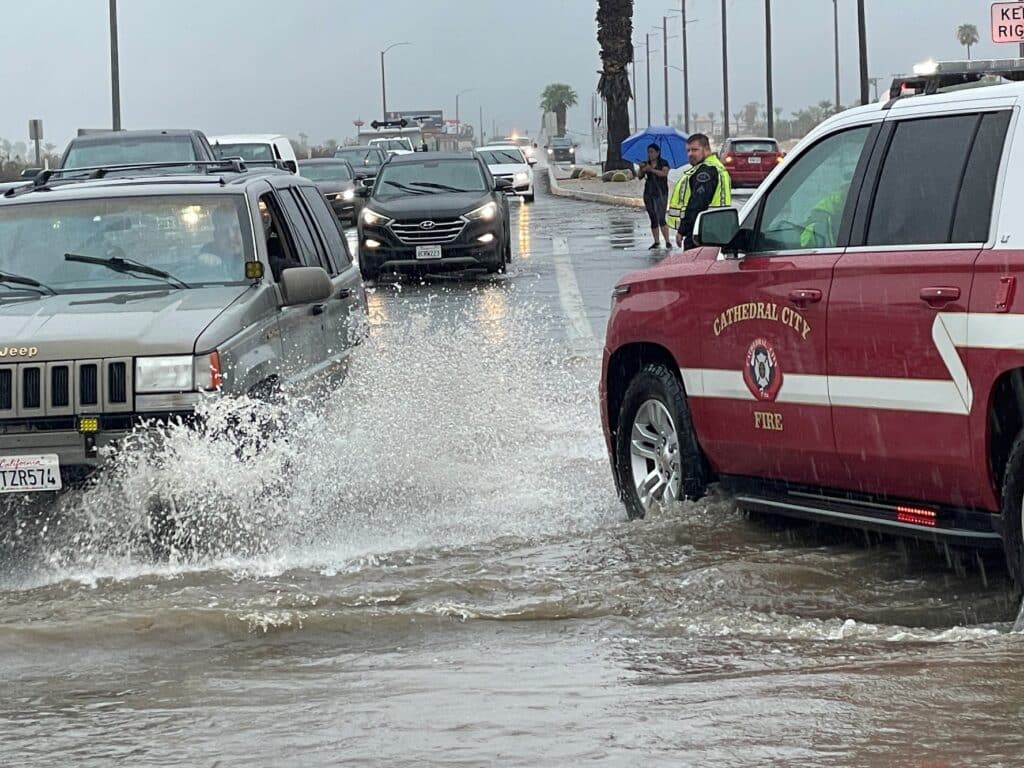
[416,245,442,260]
[747,157,762,164]
[0,454,62,493]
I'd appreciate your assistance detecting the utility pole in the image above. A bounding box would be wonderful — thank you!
[645,33,653,126]
[681,0,690,133]
[480,105,484,146]
[721,0,730,140]
[662,17,670,125]
[109,0,121,131]
[857,0,869,106]
[765,0,774,137]
[631,58,639,133]
[833,0,841,111]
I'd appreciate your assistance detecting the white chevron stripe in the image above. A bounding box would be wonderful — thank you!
[681,313,1024,415]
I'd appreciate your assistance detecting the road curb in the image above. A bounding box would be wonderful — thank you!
[546,167,644,209]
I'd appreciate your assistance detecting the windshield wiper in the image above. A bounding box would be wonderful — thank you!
[383,180,428,195]
[63,253,191,289]
[0,272,57,295]
[410,182,471,193]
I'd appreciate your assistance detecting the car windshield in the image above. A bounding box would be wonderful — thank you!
[0,195,253,291]
[375,160,488,197]
[731,140,779,153]
[371,139,414,152]
[62,137,197,169]
[335,148,382,166]
[213,142,275,163]
[299,162,353,182]
[550,138,572,147]
[477,149,526,165]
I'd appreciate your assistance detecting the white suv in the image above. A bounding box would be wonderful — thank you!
[474,144,535,203]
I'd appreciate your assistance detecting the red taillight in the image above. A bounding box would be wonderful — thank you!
[724,154,734,164]
[896,505,936,527]
[776,153,784,163]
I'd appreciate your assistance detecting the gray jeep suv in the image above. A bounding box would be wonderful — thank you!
[0,164,366,491]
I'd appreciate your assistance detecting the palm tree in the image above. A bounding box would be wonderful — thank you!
[957,23,980,60]
[540,83,579,139]
[705,111,716,136]
[596,0,633,170]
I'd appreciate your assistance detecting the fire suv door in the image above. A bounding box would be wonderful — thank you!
[693,125,876,485]
[828,111,1009,507]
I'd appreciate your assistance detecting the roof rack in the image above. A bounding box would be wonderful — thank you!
[889,58,1024,101]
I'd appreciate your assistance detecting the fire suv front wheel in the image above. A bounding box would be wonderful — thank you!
[1000,430,1024,590]
[614,363,710,519]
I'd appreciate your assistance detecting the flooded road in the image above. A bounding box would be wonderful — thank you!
[3,182,1024,766]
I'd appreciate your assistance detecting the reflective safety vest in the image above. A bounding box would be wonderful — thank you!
[666,154,732,230]
[799,186,848,248]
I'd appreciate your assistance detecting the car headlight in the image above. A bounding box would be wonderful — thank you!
[514,171,529,184]
[135,353,222,393]
[342,189,355,201]
[362,207,391,227]
[464,201,498,222]
[569,146,575,154]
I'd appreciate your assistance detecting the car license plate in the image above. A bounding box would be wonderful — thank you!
[0,454,62,493]
[747,157,762,164]
[416,245,442,260]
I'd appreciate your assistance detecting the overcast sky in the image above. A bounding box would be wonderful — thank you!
[0,0,1006,151]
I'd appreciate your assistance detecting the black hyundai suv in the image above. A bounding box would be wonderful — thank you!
[356,153,512,280]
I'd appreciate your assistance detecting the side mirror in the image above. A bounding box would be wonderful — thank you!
[283,160,298,173]
[495,177,513,192]
[355,184,372,198]
[279,266,332,306]
[528,159,537,166]
[20,168,42,179]
[695,208,741,248]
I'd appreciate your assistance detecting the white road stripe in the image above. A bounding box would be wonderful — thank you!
[551,236,595,347]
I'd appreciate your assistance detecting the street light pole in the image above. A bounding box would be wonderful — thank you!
[631,58,638,133]
[455,88,476,145]
[833,0,841,111]
[721,0,730,140]
[645,33,652,127]
[662,17,670,125]
[109,0,121,131]
[681,0,690,132]
[765,0,774,137]
[857,0,869,106]
[380,41,411,117]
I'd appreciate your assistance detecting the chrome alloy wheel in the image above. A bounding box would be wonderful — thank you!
[629,399,682,513]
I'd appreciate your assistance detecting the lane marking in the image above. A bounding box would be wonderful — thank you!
[551,236,596,350]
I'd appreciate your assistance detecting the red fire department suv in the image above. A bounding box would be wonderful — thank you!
[601,61,1024,586]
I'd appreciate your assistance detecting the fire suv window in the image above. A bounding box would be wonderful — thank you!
[865,114,983,246]
[752,126,870,253]
[951,111,1010,243]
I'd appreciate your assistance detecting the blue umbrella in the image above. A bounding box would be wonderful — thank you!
[620,125,690,168]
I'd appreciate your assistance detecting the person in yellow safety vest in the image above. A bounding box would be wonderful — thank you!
[667,133,732,249]
[799,182,851,248]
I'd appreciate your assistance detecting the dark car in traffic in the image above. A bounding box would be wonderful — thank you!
[720,136,785,188]
[356,153,512,280]
[334,146,389,184]
[546,136,577,163]
[298,158,359,225]
[60,129,217,170]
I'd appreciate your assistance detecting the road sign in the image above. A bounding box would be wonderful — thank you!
[992,2,1024,43]
[28,119,42,141]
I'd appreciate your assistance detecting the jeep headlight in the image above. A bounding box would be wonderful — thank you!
[136,352,222,393]
[463,201,497,222]
[361,207,391,227]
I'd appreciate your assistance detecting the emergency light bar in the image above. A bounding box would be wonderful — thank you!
[889,58,1024,100]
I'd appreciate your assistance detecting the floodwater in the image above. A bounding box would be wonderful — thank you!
[2,185,1024,767]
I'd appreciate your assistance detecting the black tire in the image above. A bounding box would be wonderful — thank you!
[523,193,535,204]
[1000,430,1024,590]
[359,256,380,282]
[614,363,710,520]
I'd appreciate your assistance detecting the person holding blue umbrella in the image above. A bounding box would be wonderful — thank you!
[638,144,672,249]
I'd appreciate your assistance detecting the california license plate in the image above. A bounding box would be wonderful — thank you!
[0,454,62,493]
[747,157,762,164]
[416,245,442,260]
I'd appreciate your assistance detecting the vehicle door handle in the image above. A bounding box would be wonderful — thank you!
[787,288,822,308]
[335,288,353,300]
[312,303,326,316]
[919,286,961,308]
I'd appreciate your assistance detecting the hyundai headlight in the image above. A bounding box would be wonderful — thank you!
[361,207,391,227]
[464,201,497,222]
[342,189,355,201]
[136,353,222,393]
